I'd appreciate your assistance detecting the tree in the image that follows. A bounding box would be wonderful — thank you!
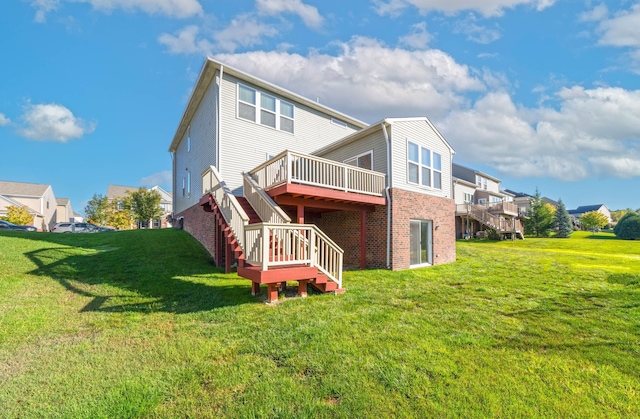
[610,209,633,224]
[128,188,162,228]
[107,199,133,230]
[615,214,640,240]
[579,211,609,234]
[84,194,110,226]
[614,211,638,237]
[553,198,573,238]
[523,188,555,237]
[1,205,33,225]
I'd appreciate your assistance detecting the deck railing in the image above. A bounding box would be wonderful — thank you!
[249,150,386,197]
[244,223,344,288]
[487,201,518,215]
[456,203,523,233]
[202,166,250,250]
[242,173,292,224]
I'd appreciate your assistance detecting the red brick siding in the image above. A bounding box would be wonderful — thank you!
[390,188,456,270]
[311,205,388,269]
[175,202,218,263]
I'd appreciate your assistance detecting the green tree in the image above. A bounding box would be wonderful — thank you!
[107,198,133,230]
[84,194,110,226]
[1,205,33,225]
[523,188,555,237]
[128,188,162,228]
[615,214,640,240]
[553,198,573,238]
[614,211,638,236]
[579,211,609,234]
[610,209,632,223]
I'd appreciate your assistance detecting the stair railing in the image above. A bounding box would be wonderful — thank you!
[244,223,343,288]
[202,166,250,251]
[242,173,292,224]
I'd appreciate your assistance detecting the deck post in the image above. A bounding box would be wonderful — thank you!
[225,235,231,274]
[297,205,304,224]
[298,280,308,298]
[360,210,366,270]
[267,283,279,303]
[251,281,260,296]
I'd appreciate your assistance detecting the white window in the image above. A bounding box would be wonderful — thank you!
[344,151,373,170]
[187,126,191,152]
[478,198,487,205]
[331,118,347,128]
[238,84,294,133]
[491,196,501,203]
[463,193,474,203]
[187,171,191,197]
[182,177,185,197]
[410,219,432,266]
[407,141,442,190]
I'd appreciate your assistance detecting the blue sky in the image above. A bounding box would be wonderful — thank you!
[2,0,640,213]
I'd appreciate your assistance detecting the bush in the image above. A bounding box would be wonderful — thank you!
[614,211,638,236]
[615,214,640,240]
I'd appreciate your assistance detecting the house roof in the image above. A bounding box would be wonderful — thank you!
[312,117,455,157]
[503,189,532,198]
[56,198,70,205]
[169,57,369,153]
[568,204,606,214]
[452,163,501,184]
[0,180,50,197]
[106,185,139,199]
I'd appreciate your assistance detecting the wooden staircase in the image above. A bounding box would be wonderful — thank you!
[457,203,524,240]
[200,166,345,303]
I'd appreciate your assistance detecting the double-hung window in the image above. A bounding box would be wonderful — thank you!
[238,84,294,133]
[408,141,442,190]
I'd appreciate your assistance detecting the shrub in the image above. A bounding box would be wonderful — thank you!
[614,211,638,236]
[615,214,640,240]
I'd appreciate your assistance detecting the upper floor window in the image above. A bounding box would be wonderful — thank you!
[344,151,373,171]
[331,118,348,128]
[187,126,191,152]
[238,84,294,133]
[408,141,442,190]
[476,175,488,190]
[463,192,474,203]
[187,171,191,197]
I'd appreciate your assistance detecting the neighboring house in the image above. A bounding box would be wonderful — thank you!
[452,164,522,239]
[0,180,58,231]
[106,184,173,228]
[503,190,558,217]
[56,198,75,224]
[72,211,84,222]
[568,204,612,225]
[169,57,456,302]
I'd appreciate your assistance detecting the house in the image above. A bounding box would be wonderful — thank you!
[452,164,522,240]
[56,198,75,224]
[106,184,173,228]
[169,57,456,302]
[568,204,612,224]
[0,180,59,231]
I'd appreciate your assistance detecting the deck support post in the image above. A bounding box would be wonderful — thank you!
[297,205,304,224]
[251,281,260,296]
[225,233,231,274]
[298,280,308,298]
[267,283,279,303]
[360,210,367,270]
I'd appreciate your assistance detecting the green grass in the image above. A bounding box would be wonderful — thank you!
[1,229,639,418]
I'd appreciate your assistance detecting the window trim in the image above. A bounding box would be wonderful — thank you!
[406,140,442,190]
[187,126,191,152]
[343,150,373,170]
[331,118,348,128]
[237,83,294,134]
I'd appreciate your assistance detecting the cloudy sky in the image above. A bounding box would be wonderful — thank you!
[2,0,640,212]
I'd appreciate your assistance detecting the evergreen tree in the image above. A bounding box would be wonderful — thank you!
[554,198,573,238]
[523,188,555,237]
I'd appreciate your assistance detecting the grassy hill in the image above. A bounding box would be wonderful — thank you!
[1,229,639,418]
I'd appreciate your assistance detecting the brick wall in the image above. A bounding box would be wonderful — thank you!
[390,188,456,270]
[175,202,218,263]
[311,205,388,269]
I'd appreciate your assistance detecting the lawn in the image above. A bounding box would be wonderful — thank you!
[0,229,638,418]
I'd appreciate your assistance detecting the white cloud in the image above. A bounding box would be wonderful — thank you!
[140,170,172,187]
[213,14,279,52]
[18,103,95,142]
[399,22,432,49]
[453,15,501,44]
[256,0,324,29]
[32,0,202,21]
[597,4,640,48]
[373,0,556,18]
[31,0,59,22]
[0,113,11,126]
[158,25,213,55]
[216,36,485,121]
[578,3,608,23]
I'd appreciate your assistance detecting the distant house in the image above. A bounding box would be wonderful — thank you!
[55,198,75,224]
[568,204,612,224]
[0,180,59,231]
[452,164,522,239]
[106,184,173,228]
[503,189,558,217]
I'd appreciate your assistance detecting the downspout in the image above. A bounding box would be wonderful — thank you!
[382,121,392,269]
[217,65,224,172]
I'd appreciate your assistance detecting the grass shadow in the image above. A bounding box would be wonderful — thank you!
[21,229,257,313]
